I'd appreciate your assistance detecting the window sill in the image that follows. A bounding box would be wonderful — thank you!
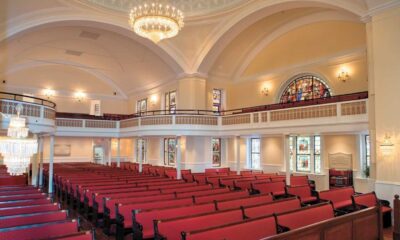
[291,172,326,176]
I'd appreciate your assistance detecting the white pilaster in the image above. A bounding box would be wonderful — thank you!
[38,137,44,187]
[138,137,143,173]
[117,138,121,167]
[176,136,182,179]
[234,136,241,175]
[283,135,291,185]
[48,135,54,195]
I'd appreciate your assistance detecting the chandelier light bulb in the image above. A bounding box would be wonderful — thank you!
[129,2,184,44]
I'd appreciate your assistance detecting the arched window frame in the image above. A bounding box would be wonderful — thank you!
[278,74,332,104]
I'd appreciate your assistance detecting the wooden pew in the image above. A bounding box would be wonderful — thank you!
[317,186,356,213]
[182,215,277,240]
[394,195,399,240]
[252,182,286,197]
[263,205,382,240]
[0,210,68,228]
[285,185,318,204]
[352,192,392,228]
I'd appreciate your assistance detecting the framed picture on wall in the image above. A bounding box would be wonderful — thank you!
[54,144,71,157]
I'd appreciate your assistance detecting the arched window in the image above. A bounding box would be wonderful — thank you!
[279,75,331,103]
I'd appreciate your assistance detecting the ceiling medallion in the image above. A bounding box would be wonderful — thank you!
[129,2,184,43]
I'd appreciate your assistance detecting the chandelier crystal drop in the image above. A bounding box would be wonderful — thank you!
[0,104,38,176]
[129,2,184,43]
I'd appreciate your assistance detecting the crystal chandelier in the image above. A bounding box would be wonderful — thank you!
[129,2,184,43]
[0,104,37,176]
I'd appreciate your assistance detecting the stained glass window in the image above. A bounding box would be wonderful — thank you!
[164,138,176,165]
[212,138,221,166]
[296,137,311,172]
[212,89,222,112]
[137,98,147,114]
[250,138,261,169]
[314,136,321,173]
[136,139,146,163]
[165,91,176,114]
[280,75,331,103]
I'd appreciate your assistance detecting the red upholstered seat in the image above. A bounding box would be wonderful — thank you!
[0,210,68,228]
[318,187,355,209]
[156,209,244,240]
[252,182,286,196]
[286,185,316,203]
[194,191,249,204]
[0,203,59,217]
[352,192,392,213]
[290,176,309,186]
[133,203,216,238]
[184,215,277,240]
[0,220,79,240]
[234,179,270,190]
[244,198,301,218]
[216,194,273,211]
[277,203,334,230]
[0,198,51,208]
[176,188,229,198]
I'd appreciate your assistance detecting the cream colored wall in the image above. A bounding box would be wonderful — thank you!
[128,81,178,113]
[110,138,133,160]
[261,136,284,172]
[369,7,400,185]
[244,21,366,77]
[146,137,162,165]
[177,78,206,110]
[226,57,368,109]
[42,136,94,162]
[323,134,360,172]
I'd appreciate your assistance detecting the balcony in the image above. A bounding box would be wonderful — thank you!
[53,92,368,137]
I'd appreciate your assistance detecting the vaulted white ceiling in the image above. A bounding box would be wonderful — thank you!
[0,0,397,99]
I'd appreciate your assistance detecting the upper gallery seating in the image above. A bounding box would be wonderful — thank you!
[39,163,387,240]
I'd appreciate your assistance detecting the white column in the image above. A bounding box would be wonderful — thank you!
[176,136,182,180]
[48,135,55,195]
[107,138,112,166]
[283,135,291,185]
[234,136,241,175]
[31,135,39,186]
[38,137,44,187]
[117,138,121,167]
[138,138,143,173]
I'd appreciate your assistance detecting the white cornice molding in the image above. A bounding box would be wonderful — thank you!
[363,0,400,19]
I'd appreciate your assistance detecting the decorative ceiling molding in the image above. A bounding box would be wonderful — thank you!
[75,0,250,19]
[195,0,367,74]
[0,9,185,74]
[3,60,129,99]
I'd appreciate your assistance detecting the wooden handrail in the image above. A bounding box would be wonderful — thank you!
[0,91,56,108]
[394,194,400,240]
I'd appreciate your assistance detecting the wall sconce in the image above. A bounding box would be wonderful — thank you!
[261,87,269,96]
[150,94,158,106]
[380,134,394,156]
[43,89,55,99]
[74,91,86,102]
[338,68,350,82]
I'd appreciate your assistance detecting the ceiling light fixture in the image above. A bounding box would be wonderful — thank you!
[0,104,38,176]
[129,3,184,44]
